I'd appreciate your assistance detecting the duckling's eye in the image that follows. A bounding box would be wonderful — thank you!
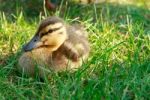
[40,32,48,37]
[48,29,53,33]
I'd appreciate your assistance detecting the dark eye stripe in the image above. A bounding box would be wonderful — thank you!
[41,32,49,36]
[41,26,63,37]
[50,26,63,32]
[48,29,53,33]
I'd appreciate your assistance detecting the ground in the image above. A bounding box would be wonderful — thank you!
[0,0,150,99]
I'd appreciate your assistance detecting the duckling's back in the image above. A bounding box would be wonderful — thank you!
[58,24,90,62]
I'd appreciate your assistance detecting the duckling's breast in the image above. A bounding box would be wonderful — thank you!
[18,48,53,77]
[18,47,82,77]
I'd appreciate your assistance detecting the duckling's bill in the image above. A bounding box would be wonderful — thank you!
[23,35,43,51]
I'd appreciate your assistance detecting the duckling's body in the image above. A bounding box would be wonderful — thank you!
[18,16,90,77]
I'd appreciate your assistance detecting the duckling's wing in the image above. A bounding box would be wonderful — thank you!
[72,24,88,38]
[66,25,90,58]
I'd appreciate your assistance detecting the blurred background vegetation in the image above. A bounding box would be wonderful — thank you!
[0,0,149,16]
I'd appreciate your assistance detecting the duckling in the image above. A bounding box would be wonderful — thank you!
[18,16,90,77]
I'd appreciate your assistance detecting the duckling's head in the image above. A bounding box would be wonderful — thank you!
[23,16,68,52]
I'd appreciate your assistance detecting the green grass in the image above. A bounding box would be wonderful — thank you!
[0,0,150,99]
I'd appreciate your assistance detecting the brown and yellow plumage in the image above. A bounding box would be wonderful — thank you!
[18,16,90,77]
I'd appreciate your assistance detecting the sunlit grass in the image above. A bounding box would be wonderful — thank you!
[0,0,150,99]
